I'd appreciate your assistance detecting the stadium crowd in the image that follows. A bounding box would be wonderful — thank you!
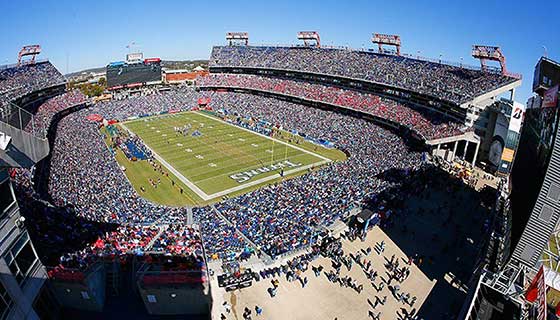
[199,73,466,140]
[3,56,475,269]
[0,61,65,107]
[210,46,516,103]
[25,90,87,135]
[24,88,422,263]
[0,61,67,137]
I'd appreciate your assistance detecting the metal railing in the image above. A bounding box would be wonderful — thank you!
[0,101,47,139]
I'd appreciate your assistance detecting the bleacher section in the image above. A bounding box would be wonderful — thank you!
[199,73,468,140]
[0,61,66,108]
[209,46,518,104]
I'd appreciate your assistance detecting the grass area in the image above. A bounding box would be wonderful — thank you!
[101,127,203,206]
[104,111,346,206]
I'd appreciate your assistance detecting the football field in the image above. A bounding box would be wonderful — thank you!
[121,111,333,202]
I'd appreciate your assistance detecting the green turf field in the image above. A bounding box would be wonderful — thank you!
[114,111,345,206]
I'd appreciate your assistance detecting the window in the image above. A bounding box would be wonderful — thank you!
[0,180,16,216]
[5,234,39,286]
[0,282,13,320]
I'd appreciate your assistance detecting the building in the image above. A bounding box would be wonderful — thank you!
[163,67,209,85]
[461,56,560,320]
[0,103,55,319]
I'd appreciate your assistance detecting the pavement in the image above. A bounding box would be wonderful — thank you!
[210,226,435,320]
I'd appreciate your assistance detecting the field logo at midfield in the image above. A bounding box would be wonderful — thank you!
[229,160,302,183]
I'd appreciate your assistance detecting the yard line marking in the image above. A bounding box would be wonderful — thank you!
[196,111,331,162]
[120,123,210,201]
[121,112,333,201]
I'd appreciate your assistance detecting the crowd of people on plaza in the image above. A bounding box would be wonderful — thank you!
[199,73,467,140]
[320,237,420,319]
[210,45,516,103]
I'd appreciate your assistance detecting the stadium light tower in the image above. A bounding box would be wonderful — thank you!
[17,45,41,66]
[226,32,249,46]
[472,45,508,75]
[371,33,401,56]
[297,31,321,47]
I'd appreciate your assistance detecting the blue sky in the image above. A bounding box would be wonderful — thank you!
[1,0,558,102]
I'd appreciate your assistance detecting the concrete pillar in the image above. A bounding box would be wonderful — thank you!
[452,141,458,160]
[472,142,480,166]
[463,141,469,160]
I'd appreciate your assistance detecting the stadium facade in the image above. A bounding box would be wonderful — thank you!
[461,56,560,320]
[0,47,67,319]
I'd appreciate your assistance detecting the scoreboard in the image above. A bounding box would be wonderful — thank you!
[106,60,162,88]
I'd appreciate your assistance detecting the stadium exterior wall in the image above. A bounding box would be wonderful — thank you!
[0,170,50,320]
[510,120,560,269]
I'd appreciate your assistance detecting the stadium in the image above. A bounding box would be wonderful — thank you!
[0,25,559,320]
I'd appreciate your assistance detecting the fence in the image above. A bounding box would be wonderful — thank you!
[0,102,47,139]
